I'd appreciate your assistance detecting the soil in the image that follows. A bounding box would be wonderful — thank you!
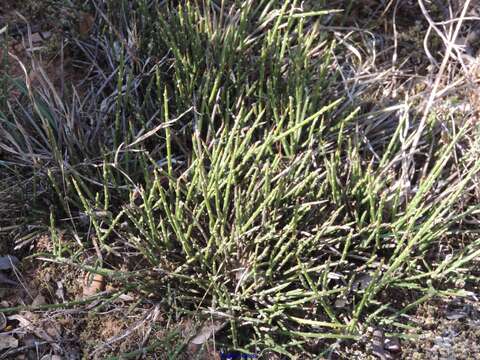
[402,297,480,359]
[0,256,172,359]
[1,0,88,96]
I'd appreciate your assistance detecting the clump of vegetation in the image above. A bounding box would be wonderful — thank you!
[1,0,480,358]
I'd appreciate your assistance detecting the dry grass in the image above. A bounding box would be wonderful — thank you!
[1,0,480,358]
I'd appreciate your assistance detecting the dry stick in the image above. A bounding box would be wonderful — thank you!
[409,0,472,163]
[391,0,401,98]
[434,16,480,26]
[90,308,155,357]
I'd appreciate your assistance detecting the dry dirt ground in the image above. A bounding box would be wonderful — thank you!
[402,297,480,359]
